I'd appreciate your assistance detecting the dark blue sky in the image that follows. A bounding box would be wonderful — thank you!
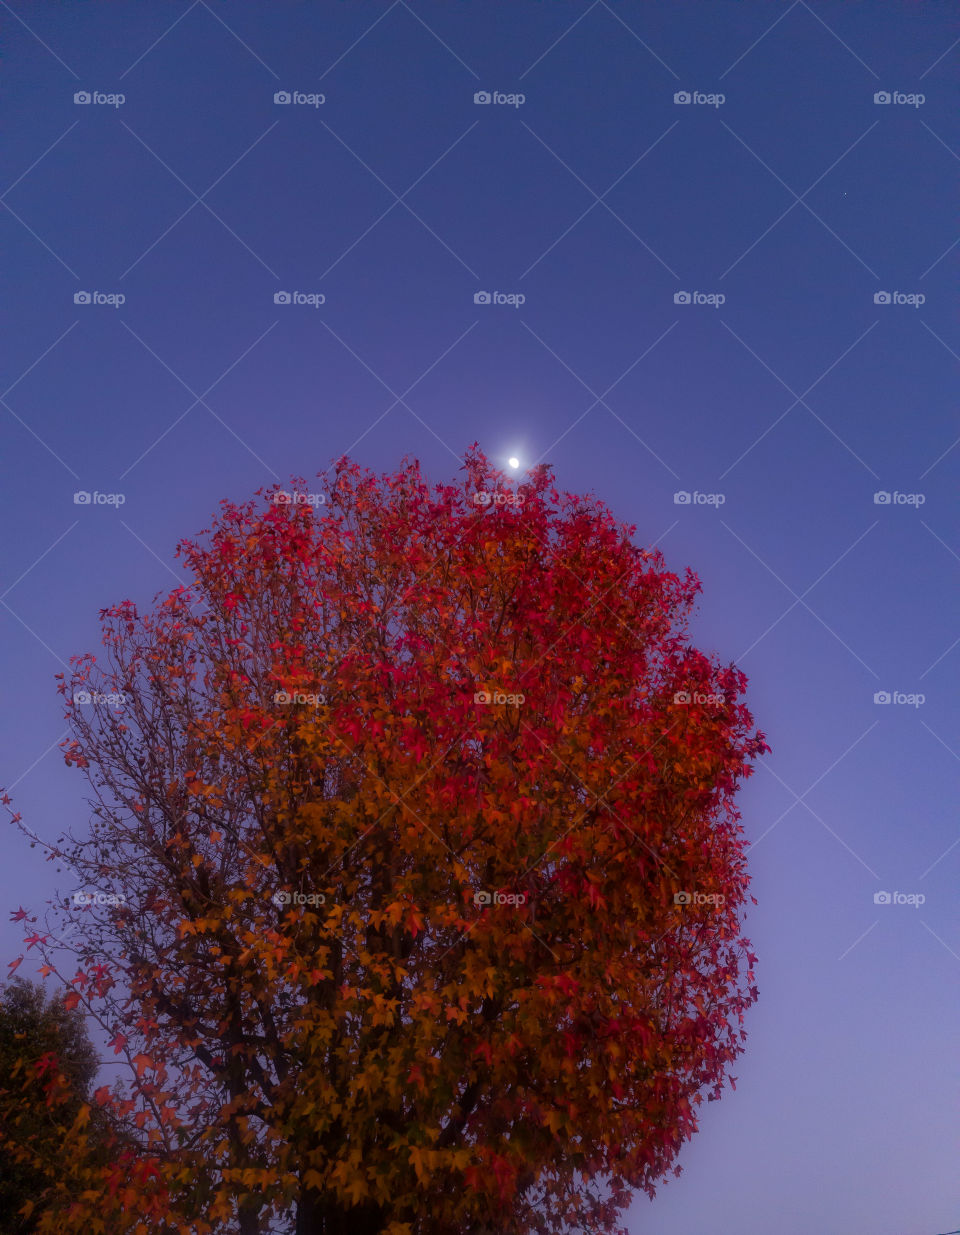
[2,4,958,1232]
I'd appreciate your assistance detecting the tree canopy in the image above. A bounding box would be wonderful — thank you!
[0,976,101,1233]
[3,448,768,1234]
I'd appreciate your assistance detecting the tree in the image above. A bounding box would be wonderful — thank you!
[0,977,100,1233]
[4,447,768,1234]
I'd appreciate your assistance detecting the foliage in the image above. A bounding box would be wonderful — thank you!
[3,448,768,1233]
[0,977,102,1233]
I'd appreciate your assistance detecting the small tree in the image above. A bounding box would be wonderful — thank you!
[0,977,100,1233]
[4,448,768,1233]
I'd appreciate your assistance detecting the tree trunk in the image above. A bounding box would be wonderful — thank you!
[296,1188,388,1235]
[237,1196,263,1235]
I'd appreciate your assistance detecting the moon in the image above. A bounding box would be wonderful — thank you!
[508,457,520,469]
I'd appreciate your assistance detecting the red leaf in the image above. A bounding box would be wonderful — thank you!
[108,1032,128,1056]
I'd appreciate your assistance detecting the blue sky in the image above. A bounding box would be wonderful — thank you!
[1,3,958,1232]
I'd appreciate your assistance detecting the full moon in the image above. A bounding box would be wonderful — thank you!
[508,457,520,469]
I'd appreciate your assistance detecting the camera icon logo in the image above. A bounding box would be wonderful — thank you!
[873,491,891,505]
[274,91,292,104]
[874,291,891,305]
[472,491,492,506]
[474,291,491,305]
[873,890,891,904]
[474,91,492,104]
[873,91,891,104]
[272,890,291,905]
[673,491,691,504]
[73,490,91,504]
[673,690,691,704]
[74,91,91,104]
[74,291,91,305]
[274,291,292,304]
[674,91,691,104]
[674,891,692,905]
[73,690,92,705]
[474,690,492,704]
[673,291,691,304]
[873,691,891,704]
[474,889,492,905]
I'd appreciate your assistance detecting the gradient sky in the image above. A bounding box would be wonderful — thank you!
[1,4,958,1233]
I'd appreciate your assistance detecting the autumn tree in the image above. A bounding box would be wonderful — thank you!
[4,447,768,1234]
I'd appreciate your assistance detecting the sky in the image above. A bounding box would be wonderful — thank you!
[1,3,958,1232]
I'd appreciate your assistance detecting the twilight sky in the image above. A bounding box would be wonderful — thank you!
[1,3,958,1232]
